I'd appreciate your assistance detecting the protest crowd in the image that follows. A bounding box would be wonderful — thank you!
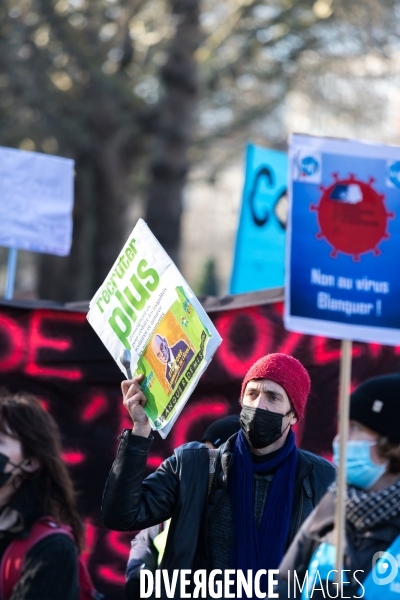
[2,1,400,599]
[0,351,399,599]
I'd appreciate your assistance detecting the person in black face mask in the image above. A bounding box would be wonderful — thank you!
[0,389,98,600]
[103,352,335,599]
[226,353,336,592]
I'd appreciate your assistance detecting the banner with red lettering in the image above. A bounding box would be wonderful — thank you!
[0,291,399,599]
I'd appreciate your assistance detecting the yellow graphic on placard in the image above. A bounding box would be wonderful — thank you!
[143,310,196,395]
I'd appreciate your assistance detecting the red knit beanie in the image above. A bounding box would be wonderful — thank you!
[240,353,311,419]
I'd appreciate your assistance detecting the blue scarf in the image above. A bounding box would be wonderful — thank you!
[229,429,298,592]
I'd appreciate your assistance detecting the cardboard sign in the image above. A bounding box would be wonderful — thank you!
[0,147,74,255]
[284,134,400,345]
[230,144,287,293]
[87,219,222,437]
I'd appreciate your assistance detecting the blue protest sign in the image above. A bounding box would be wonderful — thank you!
[230,144,287,293]
[284,134,400,345]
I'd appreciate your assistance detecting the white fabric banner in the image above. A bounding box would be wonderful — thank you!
[0,146,74,255]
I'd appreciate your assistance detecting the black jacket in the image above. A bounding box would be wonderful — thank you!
[102,431,335,580]
[0,481,79,600]
[277,490,400,598]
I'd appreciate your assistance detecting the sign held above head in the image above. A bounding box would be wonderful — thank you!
[285,133,400,582]
[230,144,288,294]
[285,134,400,347]
[87,219,222,438]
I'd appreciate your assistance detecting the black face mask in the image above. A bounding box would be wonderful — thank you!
[0,452,22,488]
[240,405,292,449]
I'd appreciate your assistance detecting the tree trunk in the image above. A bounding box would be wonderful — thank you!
[145,0,201,266]
[38,136,131,301]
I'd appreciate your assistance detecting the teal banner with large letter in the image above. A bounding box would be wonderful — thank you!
[230,144,287,293]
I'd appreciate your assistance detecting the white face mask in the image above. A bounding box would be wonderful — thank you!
[333,440,388,490]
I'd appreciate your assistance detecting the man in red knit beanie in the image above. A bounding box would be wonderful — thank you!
[103,353,335,599]
[239,353,311,453]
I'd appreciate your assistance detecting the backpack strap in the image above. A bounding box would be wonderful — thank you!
[207,449,219,499]
[0,516,74,600]
[77,557,100,599]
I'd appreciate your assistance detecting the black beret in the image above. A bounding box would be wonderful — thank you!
[350,374,400,443]
[201,415,240,448]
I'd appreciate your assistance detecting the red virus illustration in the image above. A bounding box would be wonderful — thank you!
[310,173,394,261]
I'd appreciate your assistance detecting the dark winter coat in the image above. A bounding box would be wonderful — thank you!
[102,430,335,588]
[277,490,400,598]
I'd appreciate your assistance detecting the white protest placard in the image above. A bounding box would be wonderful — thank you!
[87,219,222,438]
[285,134,400,345]
[0,146,74,255]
